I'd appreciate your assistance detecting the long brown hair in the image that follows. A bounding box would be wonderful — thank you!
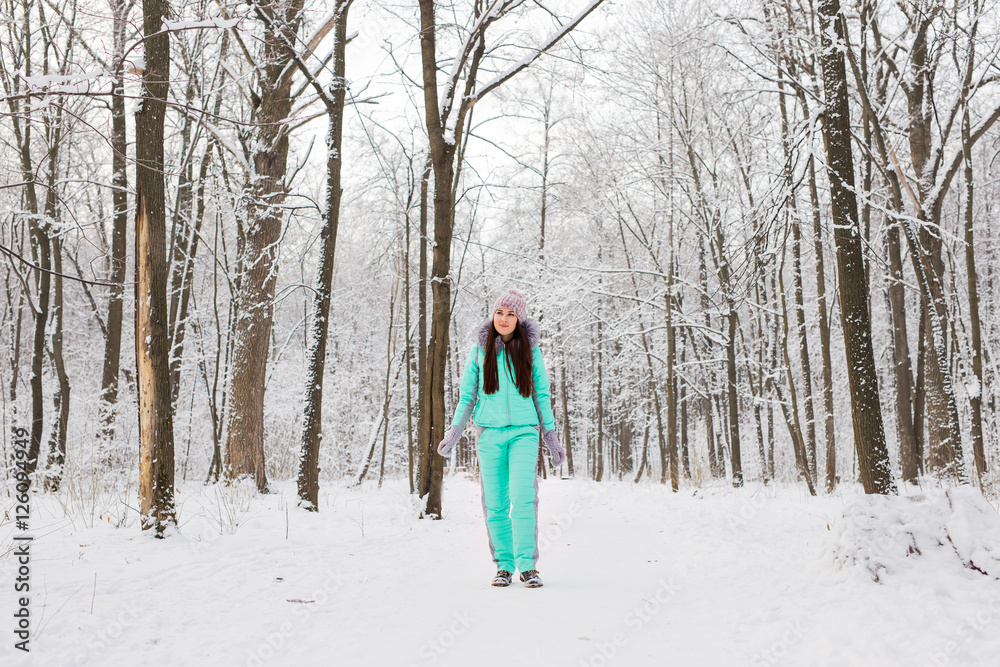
[483,320,534,398]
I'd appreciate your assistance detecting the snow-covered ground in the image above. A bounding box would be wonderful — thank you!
[3,475,1000,666]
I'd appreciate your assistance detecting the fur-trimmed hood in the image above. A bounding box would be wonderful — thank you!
[476,317,539,353]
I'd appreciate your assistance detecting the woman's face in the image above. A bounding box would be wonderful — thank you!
[493,308,518,336]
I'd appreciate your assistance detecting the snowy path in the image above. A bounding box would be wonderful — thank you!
[3,476,1000,666]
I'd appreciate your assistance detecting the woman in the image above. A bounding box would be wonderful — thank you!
[437,289,565,588]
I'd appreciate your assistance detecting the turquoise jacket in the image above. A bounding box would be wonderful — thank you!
[450,318,556,433]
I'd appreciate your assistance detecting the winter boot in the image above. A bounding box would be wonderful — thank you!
[492,570,513,587]
[520,570,543,588]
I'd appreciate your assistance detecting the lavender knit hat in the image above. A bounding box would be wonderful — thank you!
[492,289,527,321]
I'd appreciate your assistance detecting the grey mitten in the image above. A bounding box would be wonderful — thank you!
[543,430,565,467]
[437,426,462,457]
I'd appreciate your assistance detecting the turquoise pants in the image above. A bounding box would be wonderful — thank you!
[476,425,540,573]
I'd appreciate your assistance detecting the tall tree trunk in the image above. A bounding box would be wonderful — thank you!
[698,237,719,478]
[416,0,467,516]
[98,0,129,440]
[887,219,918,482]
[619,401,632,477]
[539,87,552,263]
[43,93,68,490]
[915,302,926,470]
[901,11,964,479]
[418,148,453,517]
[416,157,430,495]
[665,254,679,491]
[680,345,691,479]
[661,90,679,489]
[722,267,742,487]
[204,207,228,484]
[297,1,351,510]
[961,23,986,479]
[225,0,308,492]
[559,323,573,477]
[45,236,70,492]
[807,157,838,492]
[643,338,665,484]
[404,156,417,494]
[136,0,177,532]
[816,0,894,494]
[842,26,924,482]
[963,142,986,479]
[919,236,964,477]
[705,389,718,478]
[752,281,769,484]
[767,269,779,481]
[791,215,817,480]
[378,285,400,488]
[6,284,24,412]
[779,248,816,494]
[10,7,48,476]
[595,318,605,482]
[26,200,49,481]
[852,20,916,485]
[778,81,817,481]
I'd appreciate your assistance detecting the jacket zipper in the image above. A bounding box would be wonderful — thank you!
[505,350,511,425]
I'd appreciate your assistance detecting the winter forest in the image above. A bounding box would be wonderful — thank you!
[3,0,1000,663]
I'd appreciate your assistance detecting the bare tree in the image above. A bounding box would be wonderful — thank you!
[863,1,1000,479]
[224,0,314,492]
[135,0,177,532]
[297,0,353,510]
[416,0,605,517]
[97,0,134,441]
[4,0,51,477]
[816,0,894,494]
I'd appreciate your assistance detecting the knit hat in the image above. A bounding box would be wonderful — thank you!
[492,289,527,321]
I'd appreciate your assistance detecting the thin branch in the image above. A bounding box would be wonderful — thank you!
[471,0,606,102]
[0,241,127,287]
